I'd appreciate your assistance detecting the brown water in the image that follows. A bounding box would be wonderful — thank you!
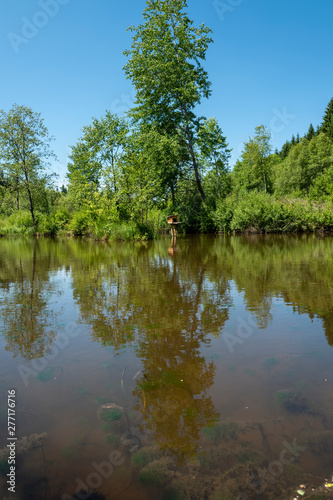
[0,235,333,500]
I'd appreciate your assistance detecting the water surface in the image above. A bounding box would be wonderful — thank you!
[0,235,333,499]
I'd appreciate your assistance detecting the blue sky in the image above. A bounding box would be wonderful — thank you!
[1,0,332,185]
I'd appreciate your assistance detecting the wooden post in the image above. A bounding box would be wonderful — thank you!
[170,224,177,242]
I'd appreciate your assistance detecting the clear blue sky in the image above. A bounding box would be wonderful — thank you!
[1,0,332,184]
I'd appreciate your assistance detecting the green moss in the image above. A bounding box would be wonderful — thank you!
[264,357,279,371]
[100,408,122,422]
[236,449,264,466]
[139,459,170,486]
[202,421,238,443]
[35,367,56,382]
[132,448,157,468]
[275,390,293,403]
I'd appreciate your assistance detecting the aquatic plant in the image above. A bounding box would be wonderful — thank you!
[162,482,188,500]
[202,421,238,443]
[303,430,333,454]
[35,367,57,382]
[100,408,122,422]
[132,448,158,468]
[264,357,279,371]
[275,390,294,403]
[139,458,172,485]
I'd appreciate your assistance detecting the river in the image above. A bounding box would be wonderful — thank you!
[0,235,332,499]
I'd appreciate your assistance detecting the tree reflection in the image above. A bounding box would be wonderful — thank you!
[2,234,333,463]
[0,239,60,359]
[69,241,230,460]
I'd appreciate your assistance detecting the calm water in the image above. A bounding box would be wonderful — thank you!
[0,235,333,500]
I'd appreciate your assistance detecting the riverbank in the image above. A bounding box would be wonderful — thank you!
[214,193,333,234]
[1,194,333,239]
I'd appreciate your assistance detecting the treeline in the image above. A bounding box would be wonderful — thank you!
[0,0,333,238]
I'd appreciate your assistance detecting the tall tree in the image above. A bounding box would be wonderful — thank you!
[233,125,273,193]
[305,123,315,141]
[274,132,333,195]
[320,97,333,140]
[123,0,213,202]
[0,104,56,226]
[197,118,231,197]
[67,112,128,195]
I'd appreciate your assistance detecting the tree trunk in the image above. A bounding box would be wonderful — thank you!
[185,123,206,202]
[262,158,267,194]
[170,15,206,203]
[23,163,36,226]
[27,186,36,227]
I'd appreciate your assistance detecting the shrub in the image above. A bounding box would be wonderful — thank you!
[214,192,333,233]
[69,210,91,236]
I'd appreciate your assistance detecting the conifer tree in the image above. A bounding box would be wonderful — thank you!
[305,123,315,141]
[321,97,333,140]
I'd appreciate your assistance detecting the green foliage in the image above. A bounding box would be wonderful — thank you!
[233,125,273,194]
[100,408,122,422]
[139,459,170,486]
[214,192,333,233]
[274,132,333,196]
[320,97,333,140]
[132,448,157,468]
[0,210,36,235]
[0,104,56,226]
[124,0,213,201]
[69,210,91,236]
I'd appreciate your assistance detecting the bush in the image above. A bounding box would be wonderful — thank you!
[0,210,36,235]
[69,210,91,236]
[214,192,333,233]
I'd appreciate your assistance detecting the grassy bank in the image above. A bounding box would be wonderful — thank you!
[1,194,333,238]
[0,209,166,240]
[214,193,333,233]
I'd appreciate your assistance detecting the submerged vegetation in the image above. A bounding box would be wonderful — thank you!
[1,2,333,238]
